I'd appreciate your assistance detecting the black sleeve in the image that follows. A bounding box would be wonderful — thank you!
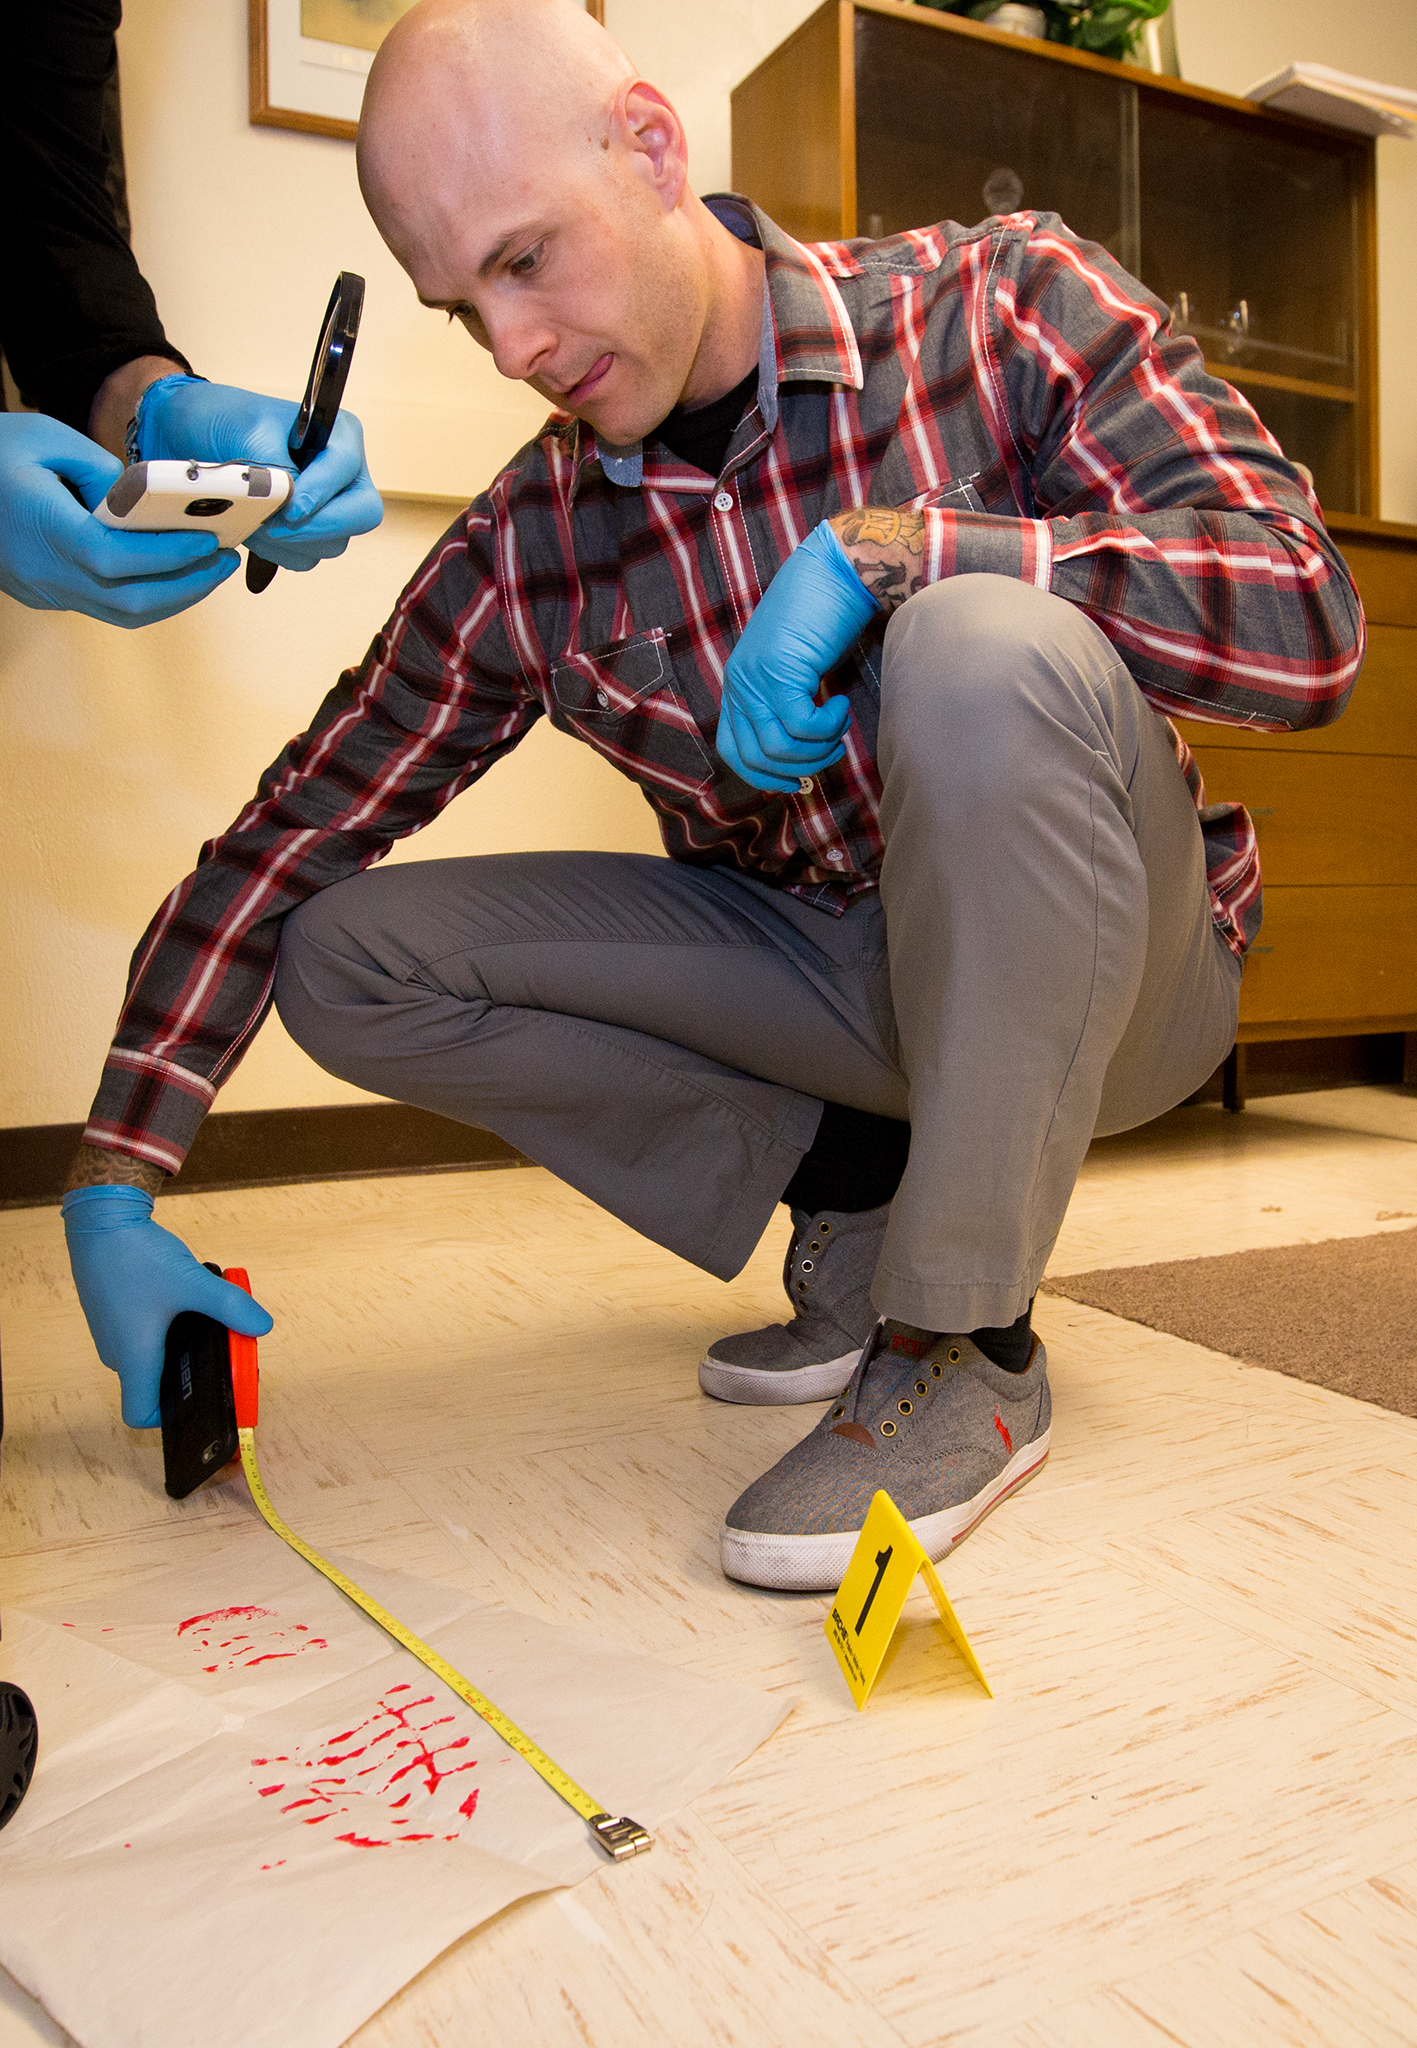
[0,0,192,432]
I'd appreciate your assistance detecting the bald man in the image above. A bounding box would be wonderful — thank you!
[64,0,1362,1592]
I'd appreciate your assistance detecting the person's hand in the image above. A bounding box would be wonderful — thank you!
[0,412,237,626]
[715,520,880,793]
[62,1185,273,1428]
[137,375,383,570]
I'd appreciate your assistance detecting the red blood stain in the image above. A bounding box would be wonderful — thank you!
[176,1606,328,1676]
[250,1683,481,1853]
[993,1408,1013,1455]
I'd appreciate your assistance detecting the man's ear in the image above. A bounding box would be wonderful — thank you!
[616,80,688,210]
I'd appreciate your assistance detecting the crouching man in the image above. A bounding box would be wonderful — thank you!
[61,0,1363,1591]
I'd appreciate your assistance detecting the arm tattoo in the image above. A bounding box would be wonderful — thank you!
[64,1141,166,1198]
[829,508,928,613]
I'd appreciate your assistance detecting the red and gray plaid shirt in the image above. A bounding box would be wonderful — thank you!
[88,197,1365,1174]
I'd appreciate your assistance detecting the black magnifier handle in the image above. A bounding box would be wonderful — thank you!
[246,271,365,594]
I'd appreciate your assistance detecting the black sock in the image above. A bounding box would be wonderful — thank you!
[782,1102,910,1216]
[969,1303,1035,1373]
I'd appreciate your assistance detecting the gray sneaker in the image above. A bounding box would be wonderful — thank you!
[699,1204,887,1406]
[719,1327,1051,1590]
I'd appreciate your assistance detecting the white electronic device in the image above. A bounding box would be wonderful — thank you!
[94,459,292,550]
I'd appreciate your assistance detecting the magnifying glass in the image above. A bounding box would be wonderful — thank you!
[246,270,365,594]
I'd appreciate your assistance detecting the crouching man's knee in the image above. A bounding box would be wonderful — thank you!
[273,885,373,1078]
[878,574,1138,802]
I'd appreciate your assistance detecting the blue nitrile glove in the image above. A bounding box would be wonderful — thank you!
[62,1185,273,1429]
[136,375,383,570]
[0,413,237,626]
[715,520,880,793]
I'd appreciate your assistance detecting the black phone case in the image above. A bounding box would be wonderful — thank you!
[160,1300,238,1500]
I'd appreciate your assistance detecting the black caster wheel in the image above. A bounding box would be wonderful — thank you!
[0,1680,38,1831]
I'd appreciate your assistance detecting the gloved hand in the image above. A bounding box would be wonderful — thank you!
[0,412,236,626]
[715,520,880,793]
[136,375,383,570]
[62,1185,273,1429]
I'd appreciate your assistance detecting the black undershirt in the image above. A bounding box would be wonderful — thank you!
[653,368,759,478]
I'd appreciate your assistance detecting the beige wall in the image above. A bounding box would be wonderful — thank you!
[0,0,665,1134]
[2,0,1414,1134]
[0,500,664,1129]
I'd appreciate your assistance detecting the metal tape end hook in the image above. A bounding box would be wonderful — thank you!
[589,1812,652,1861]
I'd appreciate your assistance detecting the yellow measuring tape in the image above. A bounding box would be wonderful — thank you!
[225,1278,650,1863]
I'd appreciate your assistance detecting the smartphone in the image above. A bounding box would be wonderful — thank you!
[159,1265,239,1500]
[246,269,365,594]
[95,459,292,551]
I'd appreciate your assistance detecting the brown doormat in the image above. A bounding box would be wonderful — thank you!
[1042,1227,1417,1418]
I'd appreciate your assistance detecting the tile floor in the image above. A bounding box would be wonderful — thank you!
[2,1086,1415,2046]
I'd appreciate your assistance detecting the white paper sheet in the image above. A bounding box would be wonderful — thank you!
[1245,62,1417,138]
[0,1536,791,2048]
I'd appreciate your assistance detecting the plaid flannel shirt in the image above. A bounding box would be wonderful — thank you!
[86,196,1365,1174]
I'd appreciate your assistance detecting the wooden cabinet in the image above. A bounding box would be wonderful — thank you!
[1174,518,1417,1045]
[732,0,1379,514]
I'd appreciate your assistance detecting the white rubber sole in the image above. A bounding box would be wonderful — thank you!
[719,1425,1052,1590]
[698,1347,862,1406]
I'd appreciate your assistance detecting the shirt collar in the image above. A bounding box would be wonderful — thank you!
[580,194,863,492]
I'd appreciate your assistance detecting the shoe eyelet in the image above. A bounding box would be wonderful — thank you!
[819,1220,832,1233]
[831,1404,845,1419]
[947,1346,961,1364]
[880,1419,896,1436]
[914,1379,928,1394]
[799,1258,815,1273]
[931,1363,942,1378]
[808,1239,821,1252]
[796,1280,808,1294]
[898,1398,912,1415]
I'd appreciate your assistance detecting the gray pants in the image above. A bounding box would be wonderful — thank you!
[275,576,1241,1331]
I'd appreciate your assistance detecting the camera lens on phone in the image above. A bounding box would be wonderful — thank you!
[184,497,234,517]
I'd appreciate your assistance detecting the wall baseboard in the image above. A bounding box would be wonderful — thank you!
[1,1104,526,1210]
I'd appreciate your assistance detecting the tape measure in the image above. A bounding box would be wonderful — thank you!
[223,1270,650,1864]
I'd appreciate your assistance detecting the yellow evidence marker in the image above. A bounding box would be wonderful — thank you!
[825,1490,992,1709]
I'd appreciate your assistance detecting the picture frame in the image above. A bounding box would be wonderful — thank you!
[249,0,606,141]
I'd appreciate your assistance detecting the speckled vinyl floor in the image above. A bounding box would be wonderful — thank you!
[3,1086,1416,2047]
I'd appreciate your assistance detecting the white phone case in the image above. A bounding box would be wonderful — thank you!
[94,460,293,549]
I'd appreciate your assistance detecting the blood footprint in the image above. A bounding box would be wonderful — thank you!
[177,1605,329,1675]
[251,1683,481,1849]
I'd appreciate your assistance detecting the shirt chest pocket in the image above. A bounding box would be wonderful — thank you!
[549,630,715,796]
[907,473,988,516]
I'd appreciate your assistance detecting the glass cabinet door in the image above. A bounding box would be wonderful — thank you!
[853,11,1140,274]
[1138,98,1363,511]
[730,4,1377,514]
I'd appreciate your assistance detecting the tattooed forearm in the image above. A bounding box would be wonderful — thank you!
[830,508,928,614]
[64,1142,166,1197]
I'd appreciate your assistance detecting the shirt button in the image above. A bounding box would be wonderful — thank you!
[713,490,734,512]
[594,687,609,707]
[826,848,845,864]
[798,776,815,795]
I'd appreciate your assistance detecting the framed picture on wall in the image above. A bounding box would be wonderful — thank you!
[249,0,606,140]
